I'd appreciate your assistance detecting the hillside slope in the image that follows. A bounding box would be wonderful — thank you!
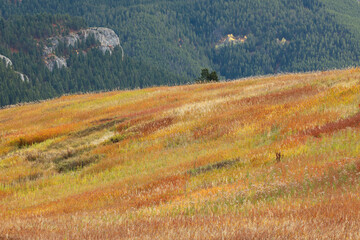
[321,0,360,38]
[0,0,359,107]
[1,68,360,239]
[0,14,183,107]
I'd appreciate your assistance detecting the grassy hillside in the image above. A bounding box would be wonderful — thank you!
[1,68,360,238]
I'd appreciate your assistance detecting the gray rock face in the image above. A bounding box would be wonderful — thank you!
[43,38,61,56]
[0,54,13,67]
[0,54,29,82]
[43,27,121,71]
[44,55,67,72]
[15,71,30,82]
[82,27,120,54]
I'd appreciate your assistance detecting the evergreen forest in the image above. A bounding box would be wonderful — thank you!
[0,0,359,106]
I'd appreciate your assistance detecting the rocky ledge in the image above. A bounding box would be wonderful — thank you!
[0,54,29,82]
[0,54,13,68]
[43,27,121,71]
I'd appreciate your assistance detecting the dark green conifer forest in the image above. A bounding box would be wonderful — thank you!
[0,0,359,106]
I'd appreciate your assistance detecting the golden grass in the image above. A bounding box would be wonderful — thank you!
[1,68,360,239]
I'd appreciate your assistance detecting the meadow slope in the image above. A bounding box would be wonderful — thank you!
[1,68,360,239]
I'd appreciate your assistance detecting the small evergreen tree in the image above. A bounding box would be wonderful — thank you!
[196,68,219,83]
[209,71,219,82]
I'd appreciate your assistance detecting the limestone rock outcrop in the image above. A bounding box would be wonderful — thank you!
[15,71,29,82]
[43,27,121,71]
[43,55,67,72]
[0,54,29,82]
[82,27,120,54]
[0,54,13,67]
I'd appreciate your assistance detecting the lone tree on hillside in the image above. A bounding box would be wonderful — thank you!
[196,68,219,83]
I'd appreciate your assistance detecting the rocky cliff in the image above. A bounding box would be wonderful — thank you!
[0,54,29,82]
[15,71,29,82]
[0,54,13,68]
[43,27,121,71]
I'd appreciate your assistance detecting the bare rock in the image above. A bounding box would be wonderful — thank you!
[44,55,67,71]
[82,27,120,54]
[15,71,30,82]
[0,54,13,67]
[43,27,121,71]
[0,54,29,82]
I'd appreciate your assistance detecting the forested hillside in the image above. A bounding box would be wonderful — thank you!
[321,0,360,38]
[0,0,359,106]
[0,14,183,106]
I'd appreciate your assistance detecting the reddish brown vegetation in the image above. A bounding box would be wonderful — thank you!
[304,112,360,137]
[10,48,19,53]
[231,85,321,106]
[137,117,174,136]
[1,69,360,239]
[11,124,75,147]
[0,190,9,201]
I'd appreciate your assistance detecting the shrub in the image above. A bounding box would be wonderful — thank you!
[109,134,127,143]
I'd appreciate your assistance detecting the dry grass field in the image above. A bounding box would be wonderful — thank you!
[1,68,360,239]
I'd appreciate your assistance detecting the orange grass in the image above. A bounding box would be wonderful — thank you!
[0,68,360,239]
[10,123,77,147]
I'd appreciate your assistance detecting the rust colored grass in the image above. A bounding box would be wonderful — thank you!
[304,112,360,137]
[230,85,322,107]
[1,68,360,239]
[137,117,174,136]
[10,123,76,147]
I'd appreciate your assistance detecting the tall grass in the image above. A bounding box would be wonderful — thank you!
[0,68,360,238]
